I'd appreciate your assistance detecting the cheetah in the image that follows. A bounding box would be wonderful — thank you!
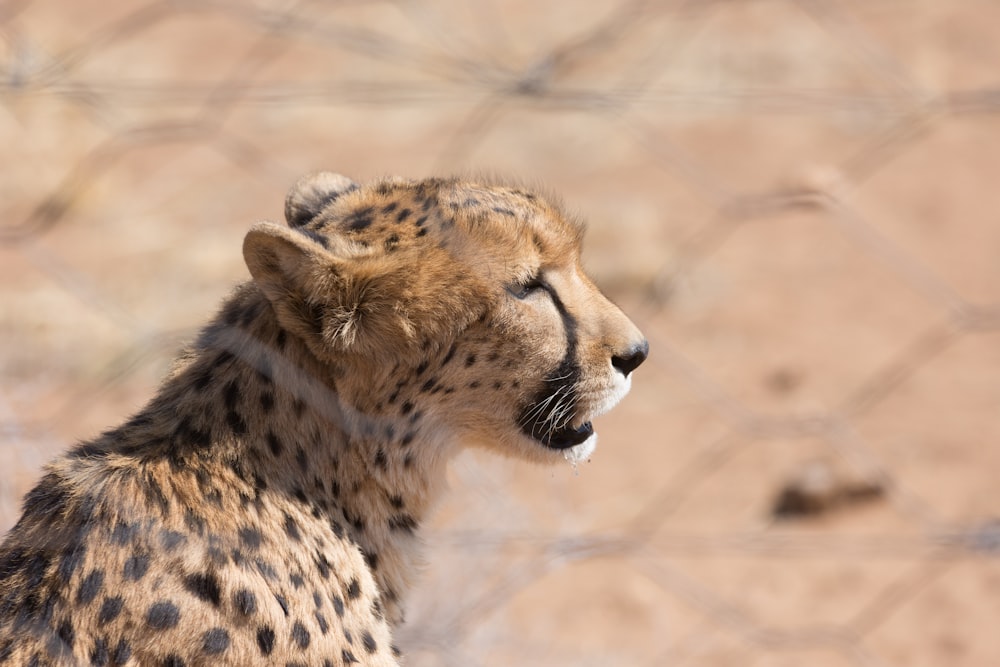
[0,173,648,665]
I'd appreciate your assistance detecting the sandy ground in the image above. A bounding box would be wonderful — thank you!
[2,1,999,665]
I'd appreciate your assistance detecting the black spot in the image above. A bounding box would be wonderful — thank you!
[415,215,428,227]
[56,618,75,648]
[257,626,275,656]
[492,206,516,216]
[56,544,85,584]
[207,545,229,566]
[346,510,365,533]
[274,593,289,617]
[226,409,247,436]
[142,477,169,516]
[260,391,275,413]
[223,379,239,409]
[290,573,304,589]
[389,514,418,533]
[266,431,284,457]
[493,381,503,390]
[172,416,211,449]
[363,550,379,571]
[98,596,123,624]
[90,637,109,666]
[295,446,308,472]
[191,365,213,392]
[276,329,287,349]
[346,577,361,600]
[160,530,186,552]
[420,378,437,393]
[202,628,230,655]
[112,639,131,664]
[389,495,405,510]
[146,601,180,630]
[184,572,221,607]
[332,595,345,617]
[469,380,481,389]
[441,344,457,366]
[416,227,428,238]
[77,569,104,605]
[314,610,329,634]
[110,521,137,546]
[400,432,414,447]
[342,649,359,664]
[347,207,375,231]
[392,644,403,658]
[291,621,310,649]
[362,630,377,654]
[314,552,331,579]
[239,526,263,550]
[233,589,256,616]
[162,654,186,667]
[382,201,399,214]
[123,553,149,581]
[401,401,413,415]
[403,454,415,468]
[283,514,301,542]
[256,559,279,581]
[374,449,388,470]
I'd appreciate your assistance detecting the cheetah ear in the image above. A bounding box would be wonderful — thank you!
[284,172,358,228]
[244,221,341,355]
[243,221,400,359]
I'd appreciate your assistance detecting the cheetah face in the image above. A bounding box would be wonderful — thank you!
[244,173,647,465]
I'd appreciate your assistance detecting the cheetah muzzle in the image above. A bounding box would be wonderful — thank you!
[0,172,647,666]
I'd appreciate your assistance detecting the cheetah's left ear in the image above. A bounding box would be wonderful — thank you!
[244,221,343,356]
[243,221,407,360]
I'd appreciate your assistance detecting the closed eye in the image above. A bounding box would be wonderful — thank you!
[507,277,546,300]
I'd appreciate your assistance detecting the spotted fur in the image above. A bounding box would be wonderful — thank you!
[0,173,647,665]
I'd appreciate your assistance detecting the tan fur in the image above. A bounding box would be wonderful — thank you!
[0,174,647,665]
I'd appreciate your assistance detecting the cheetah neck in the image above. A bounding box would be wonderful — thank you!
[123,285,450,626]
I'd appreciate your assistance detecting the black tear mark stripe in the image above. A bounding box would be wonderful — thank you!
[543,284,579,377]
[517,283,581,441]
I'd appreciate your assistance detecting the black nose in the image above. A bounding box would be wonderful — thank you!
[611,340,649,378]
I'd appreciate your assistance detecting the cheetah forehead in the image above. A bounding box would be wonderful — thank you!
[293,175,585,263]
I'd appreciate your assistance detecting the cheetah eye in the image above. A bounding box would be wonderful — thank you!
[507,277,546,300]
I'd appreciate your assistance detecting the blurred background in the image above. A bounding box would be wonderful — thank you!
[2,0,1000,665]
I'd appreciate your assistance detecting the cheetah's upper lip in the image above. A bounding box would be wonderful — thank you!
[535,421,593,450]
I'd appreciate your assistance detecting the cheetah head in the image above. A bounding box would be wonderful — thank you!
[243,173,647,465]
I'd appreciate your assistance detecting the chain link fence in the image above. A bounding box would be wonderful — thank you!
[2,1,999,665]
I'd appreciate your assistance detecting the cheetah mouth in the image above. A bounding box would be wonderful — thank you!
[521,421,594,450]
[517,361,592,450]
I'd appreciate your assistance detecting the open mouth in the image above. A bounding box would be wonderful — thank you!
[522,420,594,450]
